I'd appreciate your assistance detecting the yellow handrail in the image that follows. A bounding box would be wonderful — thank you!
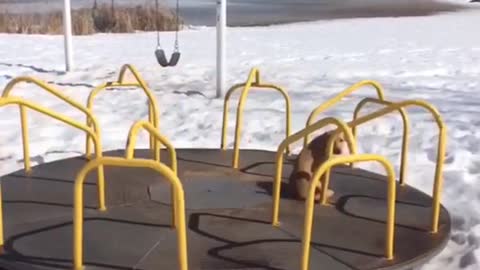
[271,117,357,226]
[301,154,396,270]
[19,105,30,173]
[126,120,177,173]
[117,64,146,85]
[86,64,161,161]
[1,76,102,163]
[304,80,385,146]
[352,97,410,185]
[0,96,106,249]
[345,99,446,233]
[118,65,160,156]
[125,120,178,227]
[320,128,356,203]
[221,68,292,169]
[73,157,188,270]
[0,184,3,248]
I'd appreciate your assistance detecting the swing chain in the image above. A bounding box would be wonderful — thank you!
[174,0,180,50]
[174,40,179,52]
[155,0,161,48]
[155,0,180,51]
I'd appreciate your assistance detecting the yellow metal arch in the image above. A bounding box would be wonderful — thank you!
[271,117,357,226]
[73,157,188,270]
[301,154,396,270]
[1,76,102,162]
[221,68,292,169]
[0,97,106,249]
[347,99,446,233]
[304,80,385,146]
[0,185,3,247]
[126,120,177,173]
[125,120,178,227]
[352,98,410,185]
[86,64,161,161]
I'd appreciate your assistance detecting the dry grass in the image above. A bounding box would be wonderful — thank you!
[0,4,181,35]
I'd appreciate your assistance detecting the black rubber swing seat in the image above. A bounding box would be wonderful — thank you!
[0,148,451,270]
[153,0,181,67]
[155,48,181,67]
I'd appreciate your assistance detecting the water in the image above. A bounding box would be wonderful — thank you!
[0,0,466,27]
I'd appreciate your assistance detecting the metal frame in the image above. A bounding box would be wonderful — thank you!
[301,154,397,270]
[86,64,161,161]
[126,120,177,173]
[221,68,292,169]
[346,99,446,233]
[73,157,188,270]
[126,120,179,227]
[0,96,105,249]
[318,97,411,204]
[302,80,444,233]
[271,117,357,226]
[1,76,102,170]
[352,98,410,185]
[304,80,385,146]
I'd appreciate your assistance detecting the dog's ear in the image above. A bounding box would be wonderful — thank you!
[307,132,324,149]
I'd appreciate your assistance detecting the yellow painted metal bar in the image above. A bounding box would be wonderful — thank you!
[95,82,142,89]
[303,80,385,146]
[117,64,147,85]
[348,99,446,233]
[271,117,357,226]
[123,63,161,157]
[352,98,410,185]
[221,68,292,169]
[73,157,188,270]
[301,154,396,270]
[0,97,106,211]
[19,105,31,174]
[148,103,155,157]
[322,129,360,204]
[0,184,3,249]
[232,82,292,168]
[86,83,159,158]
[126,120,177,174]
[86,64,161,161]
[0,98,99,150]
[221,82,246,150]
[2,76,95,114]
[126,120,178,227]
[1,76,101,161]
[86,82,143,105]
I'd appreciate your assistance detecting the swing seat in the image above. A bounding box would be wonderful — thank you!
[155,48,181,67]
[153,0,181,67]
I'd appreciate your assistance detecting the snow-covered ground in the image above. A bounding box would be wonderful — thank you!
[1,3,480,270]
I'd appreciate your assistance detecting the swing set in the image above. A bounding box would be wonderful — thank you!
[154,0,181,67]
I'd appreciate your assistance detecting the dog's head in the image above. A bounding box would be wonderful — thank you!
[329,131,350,156]
[308,130,351,158]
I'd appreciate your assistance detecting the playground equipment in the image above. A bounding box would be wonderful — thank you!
[154,0,181,67]
[0,64,450,270]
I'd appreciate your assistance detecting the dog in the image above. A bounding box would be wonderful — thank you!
[289,130,350,202]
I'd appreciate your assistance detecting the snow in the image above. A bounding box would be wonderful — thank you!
[1,5,480,270]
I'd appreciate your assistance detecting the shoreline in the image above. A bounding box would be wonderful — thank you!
[175,0,471,27]
[0,0,473,28]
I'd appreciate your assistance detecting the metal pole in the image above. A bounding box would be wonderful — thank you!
[216,0,226,98]
[63,0,74,72]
